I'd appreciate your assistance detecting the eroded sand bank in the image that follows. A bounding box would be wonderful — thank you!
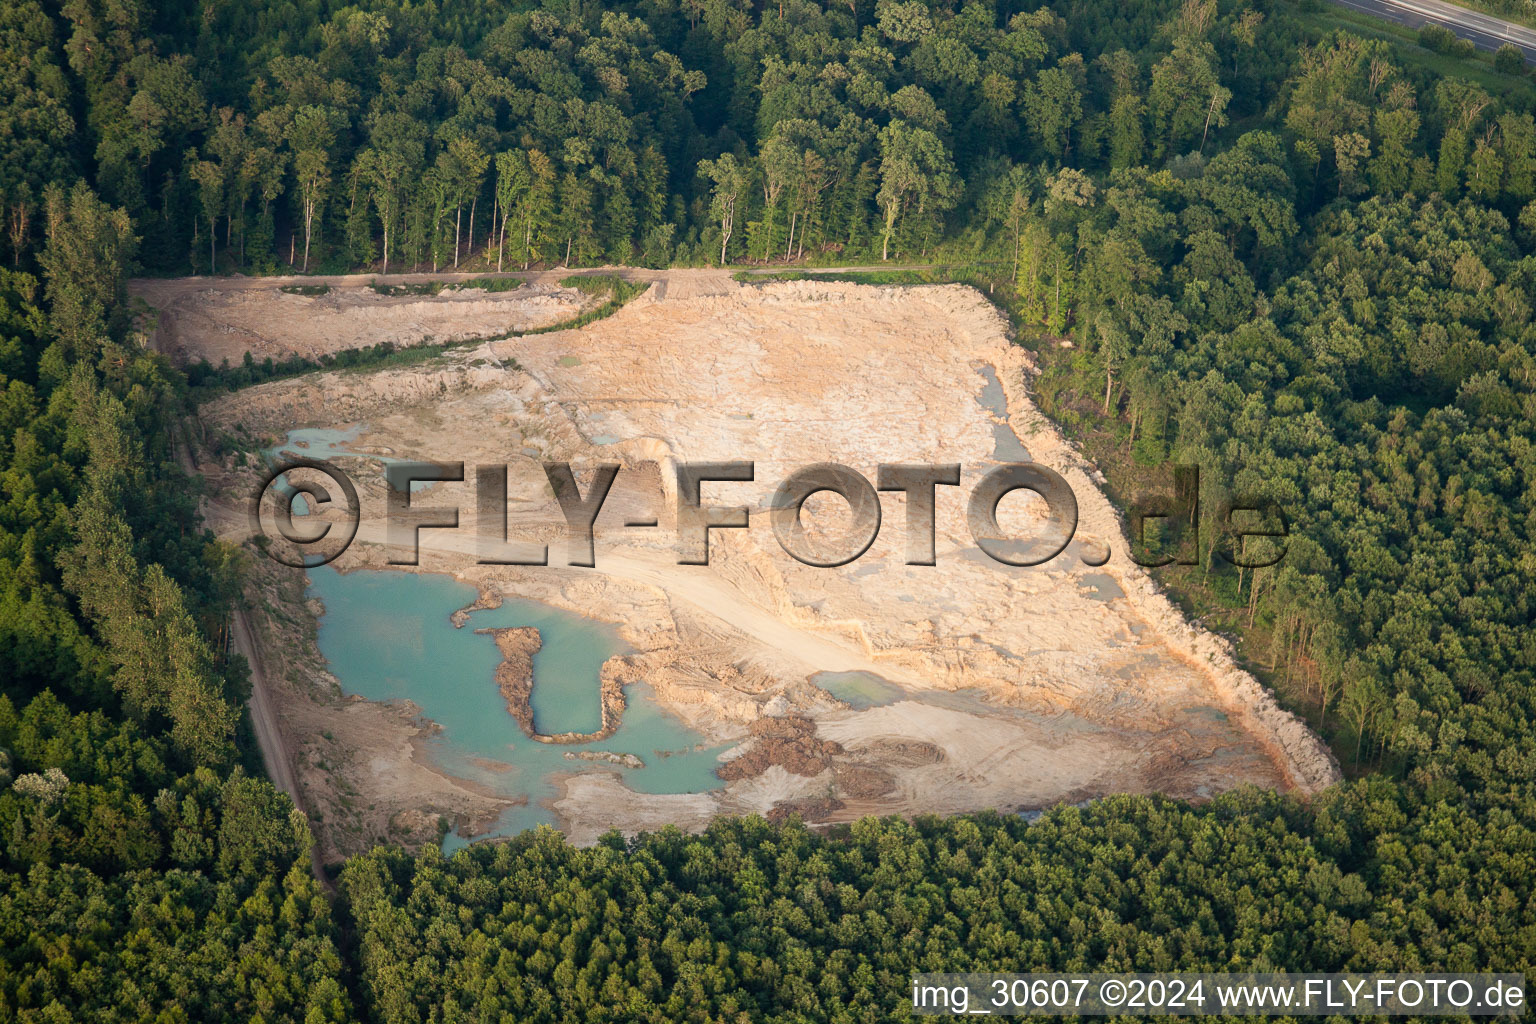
[172,274,1338,852]
[136,277,594,366]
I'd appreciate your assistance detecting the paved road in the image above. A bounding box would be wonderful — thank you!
[1329,0,1536,60]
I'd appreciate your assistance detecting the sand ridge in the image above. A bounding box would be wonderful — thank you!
[136,278,595,366]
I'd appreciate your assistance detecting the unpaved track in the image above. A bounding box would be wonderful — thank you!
[130,263,985,300]
[164,342,332,884]
[233,605,331,886]
[234,607,297,798]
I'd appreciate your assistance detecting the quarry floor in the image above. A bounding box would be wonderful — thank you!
[137,269,1340,856]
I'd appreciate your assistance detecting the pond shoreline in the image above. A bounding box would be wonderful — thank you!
[477,625,630,744]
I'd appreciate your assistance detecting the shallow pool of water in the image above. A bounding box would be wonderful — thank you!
[813,670,906,710]
[262,425,431,501]
[975,365,1032,462]
[1079,572,1125,601]
[263,425,419,468]
[305,567,729,853]
[812,670,1092,730]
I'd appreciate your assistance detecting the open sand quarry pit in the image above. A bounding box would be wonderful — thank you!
[134,276,595,367]
[160,271,1340,852]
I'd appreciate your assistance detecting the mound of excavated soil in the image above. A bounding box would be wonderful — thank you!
[717,716,844,781]
[187,271,1339,850]
[766,795,845,824]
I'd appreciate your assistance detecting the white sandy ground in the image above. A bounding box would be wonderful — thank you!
[148,271,1339,851]
[135,278,595,366]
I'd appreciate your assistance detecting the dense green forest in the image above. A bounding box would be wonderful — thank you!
[2,0,1534,1019]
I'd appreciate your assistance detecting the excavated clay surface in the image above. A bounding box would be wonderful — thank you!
[181,275,1339,850]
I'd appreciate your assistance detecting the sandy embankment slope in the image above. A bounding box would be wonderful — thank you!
[171,272,1338,851]
[135,276,596,367]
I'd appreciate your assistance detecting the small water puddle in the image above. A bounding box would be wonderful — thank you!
[1079,572,1125,601]
[813,670,1094,731]
[975,365,1032,462]
[262,424,414,467]
[813,670,906,709]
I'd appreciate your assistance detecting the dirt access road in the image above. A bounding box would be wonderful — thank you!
[132,262,979,297]
[234,606,331,886]
[166,413,334,883]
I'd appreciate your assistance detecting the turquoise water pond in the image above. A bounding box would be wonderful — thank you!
[306,567,729,853]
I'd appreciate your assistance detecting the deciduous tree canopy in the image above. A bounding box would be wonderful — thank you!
[3,0,1535,1019]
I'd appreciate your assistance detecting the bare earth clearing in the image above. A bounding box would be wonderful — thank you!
[136,275,597,366]
[141,270,1339,856]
